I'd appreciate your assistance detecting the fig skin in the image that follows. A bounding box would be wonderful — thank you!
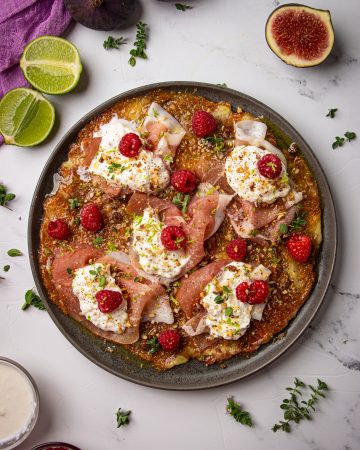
[64,0,137,31]
[265,3,335,68]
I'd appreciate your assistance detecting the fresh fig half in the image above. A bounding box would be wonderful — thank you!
[265,3,334,67]
[64,0,137,31]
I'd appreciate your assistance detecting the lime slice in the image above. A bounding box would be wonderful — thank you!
[20,35,82,95]
[0,88,55,146]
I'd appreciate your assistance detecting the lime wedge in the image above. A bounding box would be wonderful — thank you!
[0,88,55,146]
[20,36,82,95]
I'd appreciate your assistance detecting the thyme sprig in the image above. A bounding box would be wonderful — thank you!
[0,183,16,209]
[289,210,307,232]
[203,136,227,153]
[326,108,337,118]
[332,131,357,149]
[175,3,193,11]
[226,397,253,427]
[22,289,45,311]
[129,22,148,67]
[272,378,329,433]
[172,192,190,213]
[116,408,131,428]
[103,36,126,50]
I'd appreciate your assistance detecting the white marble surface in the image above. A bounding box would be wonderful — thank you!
[1,1,360,449]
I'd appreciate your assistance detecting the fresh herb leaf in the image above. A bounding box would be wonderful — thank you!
[134,276,140,282]
[326,108,337,118]
[103,36,126,50]
[107,241,118,252]
[224,307,233,316]
[116,408,131,428]
[332,136,345,149]
[3,265,10,272]
[108,162,126,174]
[98,275,107,288]
[22,289,45,311]
[172,193,190,213]
[0,183,16,208]
[129,22,148,67]
[272,378,329,433]
[289,211,307,232]
[249,229,259,237]
[345,131,357,142]
[74,216,81,226]
[203,136,226,153]
[175,3,193,11]
[163,154,174,164]
[214,294,224,304]
[7,249,22,257]
[226,397,253,427]
[93,236,104,248]
[66,268,73,277]
[217,83,228,88]
[147,336,161,354]
[279,223,288,234]
[68,197,80,209]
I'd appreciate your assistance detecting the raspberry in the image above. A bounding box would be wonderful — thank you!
[171,170,198,193]
[191,110,217,137]
[226,238,247,261]
[158,329,181,351]
[47,219,70,240]
[95,290,123,313]
[287,233,312,263]
[235,281,249,302]
[236,280,269,304]
[257,153,282,179]
[161,226,187,250]
[118,133,141,157]
[80,203,103,232]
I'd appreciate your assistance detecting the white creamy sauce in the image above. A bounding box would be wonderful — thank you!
[90,115,169,193]
[132,207,190,279]
[201,262,271,340]
[72,263,128,333]
[225,145,291,203]
[0,361,37,446]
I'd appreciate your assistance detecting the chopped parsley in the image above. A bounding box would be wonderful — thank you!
[22,289,45,311]
[0,184,16,208]
[226,397,253,427]
[103,36,126,50]
[116,408,131,428]
[175,3,193,11]
[326,108,337,118]
[129,22,148,67]
[7,248,22,257]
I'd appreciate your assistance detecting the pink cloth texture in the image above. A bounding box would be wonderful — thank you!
[0,0,73,97]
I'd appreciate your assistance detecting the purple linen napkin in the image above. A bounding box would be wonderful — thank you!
[0,0,72,97]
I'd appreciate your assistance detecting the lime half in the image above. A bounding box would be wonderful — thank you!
[0,88,55,146]
[20,36,82,95]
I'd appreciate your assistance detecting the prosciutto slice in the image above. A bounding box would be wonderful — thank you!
[51,247,172,345]
[127,192,231,284]
[176,259,230,319]
[192,154,233,194]
[189,183,235,239]
[79,137,124,197]
[141,102,186,163]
